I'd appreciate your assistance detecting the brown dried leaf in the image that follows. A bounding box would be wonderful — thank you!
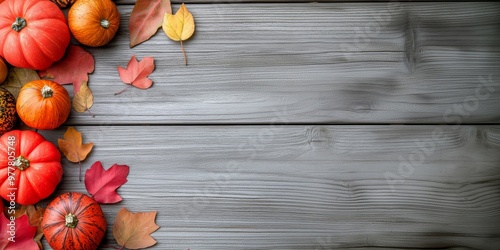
[113,208,159,249]
[73,81,94,113]
[0,67,40,99]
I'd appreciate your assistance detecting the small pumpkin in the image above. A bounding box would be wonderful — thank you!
[16,80,71,130]
[0,0,70,70]
[0,57,7,83]
[0,88,17,135]
[42,192,107,250]
[68,0,120,47]
[0,130,63,205]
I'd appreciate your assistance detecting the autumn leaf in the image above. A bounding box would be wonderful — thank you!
[0,214,38,250]
[85,161,129,204]
[129,0,172,47]
[0,67,40,99]
[58,127,94,181]
[113,208,159,249]
[116,55,155,95]
[1,205,45,249]
[39,45,95,94]
[25,205,45,250]
[73,81,94,114]
[162,3,195,66]
[58,127,94,163]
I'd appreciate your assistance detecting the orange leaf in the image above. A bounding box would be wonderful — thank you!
[162,3,195,65]
[113,208,160,249]
[25,205,45,249]
[129,0,172,47]
[57,127,93,163]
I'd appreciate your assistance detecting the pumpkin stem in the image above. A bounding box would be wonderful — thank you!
[14,156,30,171]
[41,85,54,98]
[12,17,27,32]
[100,19,110,29]
[65,213,79,228]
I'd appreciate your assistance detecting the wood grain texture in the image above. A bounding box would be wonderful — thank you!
[38,125,500,249]
[115,0,493,5]
[62,2,500,125]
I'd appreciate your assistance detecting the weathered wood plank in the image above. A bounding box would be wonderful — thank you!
[38,125,500,249]
[115,0,493,5]
[61,3,500,125]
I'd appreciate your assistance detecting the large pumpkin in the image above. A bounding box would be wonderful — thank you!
[16,80,71,130]
[42,192,107,250]
[68,0,120,47]
[0,88,17,135]
[0,0,70,70]
[0,130,63,205]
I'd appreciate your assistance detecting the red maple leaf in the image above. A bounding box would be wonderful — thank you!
[84,161,129,204]
[38,45,95,94]
[116,55,155,94]
[0,214,38,250]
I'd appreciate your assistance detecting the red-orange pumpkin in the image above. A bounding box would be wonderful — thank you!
[0,0,70,70]
[42,192,107,250]
[16,80,71,130]
[0,130,63,205]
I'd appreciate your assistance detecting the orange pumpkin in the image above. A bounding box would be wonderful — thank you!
[16,80,71,130]
[68,0,120,47]
[42,192,107,250]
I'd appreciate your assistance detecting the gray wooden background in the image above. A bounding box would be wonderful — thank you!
[38,1,500,249]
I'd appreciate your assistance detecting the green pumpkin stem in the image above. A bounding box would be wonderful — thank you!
[12,17,27,32]
[100,19,110,29]
[65,213,78,228]
[14,155,30,171]
[41,85,54,98]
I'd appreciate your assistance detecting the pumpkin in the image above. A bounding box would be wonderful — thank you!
[0,0,70,70]
[0,57,7,83]
[0,130,63,205]
[42,192,107,250]
[68,0,120,47]
[16,80,71,130]
[50,0,76,8]
[0,88,17,135]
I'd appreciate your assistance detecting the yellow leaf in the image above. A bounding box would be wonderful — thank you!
[72,81,94,113]
[162,3,195,65]
[58,127,94,163]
